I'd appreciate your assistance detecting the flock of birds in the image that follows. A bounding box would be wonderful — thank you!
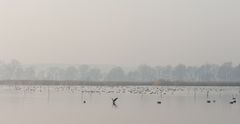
[3,85,240,106]
[205,90,238,104]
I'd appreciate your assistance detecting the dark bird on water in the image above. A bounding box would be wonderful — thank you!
[112,97,118,105]
[230,95,237,104]
[157,101,161,104]
[230,100,236,104]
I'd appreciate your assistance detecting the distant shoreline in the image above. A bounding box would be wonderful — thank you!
[0,80,240,86]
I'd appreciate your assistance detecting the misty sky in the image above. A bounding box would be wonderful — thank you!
[0,0,239,66]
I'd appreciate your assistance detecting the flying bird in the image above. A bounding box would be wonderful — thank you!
[112,97,118,105]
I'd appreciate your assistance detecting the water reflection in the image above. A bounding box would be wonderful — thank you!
[0,85,239,124]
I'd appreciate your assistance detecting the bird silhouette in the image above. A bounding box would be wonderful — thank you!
[157,101,161,104]
[112,97,118,105]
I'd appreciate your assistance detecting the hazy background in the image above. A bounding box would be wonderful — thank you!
[0,0,239,66]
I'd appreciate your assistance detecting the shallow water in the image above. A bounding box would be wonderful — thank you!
[0,85,239,124]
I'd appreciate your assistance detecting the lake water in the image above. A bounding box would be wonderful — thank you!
[0,85,239,124]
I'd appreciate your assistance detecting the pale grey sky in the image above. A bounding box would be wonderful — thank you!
[0,0,239,66]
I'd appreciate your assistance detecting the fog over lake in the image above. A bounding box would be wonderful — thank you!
[0,85,239,124]
[0,0,240,124]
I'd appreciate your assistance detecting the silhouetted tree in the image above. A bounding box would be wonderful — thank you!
[217,62,233,81]
[197,64,219,81]
[173,64,187,81]
[78,65,90,80]
[232,64,240,81]
[105,67,125,81]
[136,65,157,81]
[88,68,102,81]
[64,66,78,80]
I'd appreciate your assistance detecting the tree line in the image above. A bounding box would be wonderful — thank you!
[0,60,240,82]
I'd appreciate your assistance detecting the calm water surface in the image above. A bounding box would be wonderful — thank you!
[0,85,239,124]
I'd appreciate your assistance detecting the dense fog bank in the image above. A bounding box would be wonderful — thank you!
[0,60,239,82]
